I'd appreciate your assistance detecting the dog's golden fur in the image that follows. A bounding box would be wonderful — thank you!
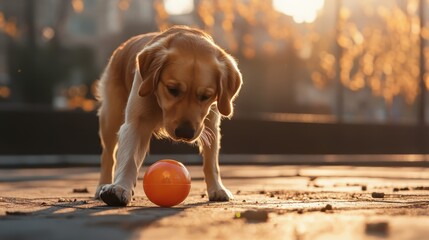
[95,26,242,206]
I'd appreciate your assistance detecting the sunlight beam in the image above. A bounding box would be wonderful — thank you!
[273,0,325,24]
[163,0,194,15]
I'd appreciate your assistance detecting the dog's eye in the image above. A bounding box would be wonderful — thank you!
[199,94,211,101]
[167,86,180,97]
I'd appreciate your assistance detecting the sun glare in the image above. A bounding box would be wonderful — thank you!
[163,0,194,15]
[273,0,325,24]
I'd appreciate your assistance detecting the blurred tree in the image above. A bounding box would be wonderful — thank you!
[5,0,91,106]
[7,0,61,105]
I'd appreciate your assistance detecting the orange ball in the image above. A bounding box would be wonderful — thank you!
[143,159,191,207]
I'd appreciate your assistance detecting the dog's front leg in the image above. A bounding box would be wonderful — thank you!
[99,121,153,206]
[200,108,234,201]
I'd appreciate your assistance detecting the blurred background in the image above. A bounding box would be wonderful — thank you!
[1,0,429,166]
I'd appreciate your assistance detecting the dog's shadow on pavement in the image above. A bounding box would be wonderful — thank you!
[0,196,208,239]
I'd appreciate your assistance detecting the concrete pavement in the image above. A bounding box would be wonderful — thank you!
[1,164,429,239]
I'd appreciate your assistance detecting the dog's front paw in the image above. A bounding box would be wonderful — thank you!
[94,184,108,199]
[99,184,132,206]
[208,186,234,201]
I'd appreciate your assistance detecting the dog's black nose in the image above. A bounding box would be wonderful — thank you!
[175,122,195,140]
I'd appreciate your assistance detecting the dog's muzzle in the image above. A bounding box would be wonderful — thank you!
[174,121,195,140]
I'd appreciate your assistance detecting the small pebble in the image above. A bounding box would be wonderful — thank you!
[234,210,269,222]
[236,190,241,195]
[321,204,333,212]
[361,186,367,191]
[72,188,89,193]
[297,209,304,214]
[365,222,389,237]
[242,200,246,203]
[371,192,385,198]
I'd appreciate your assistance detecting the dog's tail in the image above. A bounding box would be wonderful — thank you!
[94,68,108,117]
[94,63,111,105]
[93,79,102,102]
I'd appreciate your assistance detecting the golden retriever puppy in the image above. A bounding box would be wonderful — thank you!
[95,26,242,206]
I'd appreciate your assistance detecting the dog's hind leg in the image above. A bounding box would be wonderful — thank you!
[95,77,128,199]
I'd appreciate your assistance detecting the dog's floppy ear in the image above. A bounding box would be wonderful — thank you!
[216,53,243,118]
[136,42,169,97]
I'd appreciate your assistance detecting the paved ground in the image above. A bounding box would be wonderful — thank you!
[1,164,429,240]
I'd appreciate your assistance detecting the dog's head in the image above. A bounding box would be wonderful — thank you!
[136,26,242,142]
